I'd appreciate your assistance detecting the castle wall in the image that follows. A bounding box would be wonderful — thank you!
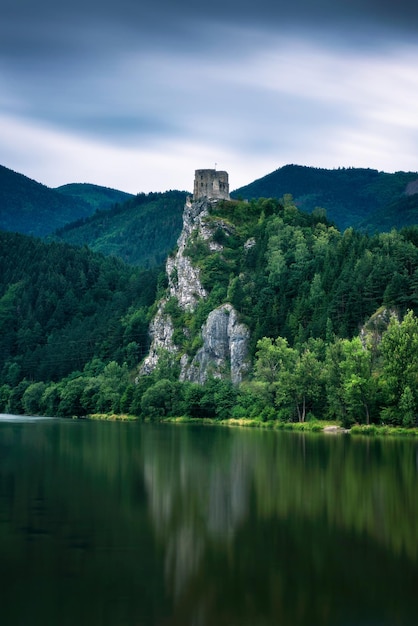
[193,169,230,201]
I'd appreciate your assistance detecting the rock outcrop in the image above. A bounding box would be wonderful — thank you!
[180,304,250,384]
[140,197,250,383]
[165,198,208,311]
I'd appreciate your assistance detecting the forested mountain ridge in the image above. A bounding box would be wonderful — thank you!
[54,182,133,211]
[0,165,101,236]
[2,188,418,428]
[53,190,188,267]
[232,165,418,231]
[0,163,186,266]
[3,162,418,268]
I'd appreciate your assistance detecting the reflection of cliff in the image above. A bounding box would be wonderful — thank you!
[141,425,418,625]
[142,426,251,597]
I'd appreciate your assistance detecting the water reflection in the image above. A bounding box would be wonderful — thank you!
[141,426,418,625]
[0,419,417,625]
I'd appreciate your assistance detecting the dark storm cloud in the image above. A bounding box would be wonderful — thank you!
[2,0,418,59]
[1,0,418,191]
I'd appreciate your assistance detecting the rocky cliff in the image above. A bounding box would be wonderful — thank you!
[140,197,250,383]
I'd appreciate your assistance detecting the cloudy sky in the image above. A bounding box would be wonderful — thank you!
[1,0,418,194]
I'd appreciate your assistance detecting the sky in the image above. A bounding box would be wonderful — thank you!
[1,0,418,194]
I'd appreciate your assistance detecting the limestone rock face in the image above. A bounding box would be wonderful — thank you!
[140,303,178,374]
[140,198,250,383]
[180,304,250,384]
[166,198,208,311]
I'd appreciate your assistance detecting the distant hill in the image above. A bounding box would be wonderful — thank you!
[0,165,98,237]
[0,165,135,238]
[54,190,188,267]
[55,183,133,211]
[232,165,418,231]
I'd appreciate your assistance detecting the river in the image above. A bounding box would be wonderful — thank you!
[0,415,417,625]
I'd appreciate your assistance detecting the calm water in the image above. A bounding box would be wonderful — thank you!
[0,416,417,626]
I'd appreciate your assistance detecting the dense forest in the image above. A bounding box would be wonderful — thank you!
[55,182,133,211]
[53,190,187,267]
[0,231,161,414]
[232,165,418,232]
[1,195,418,429]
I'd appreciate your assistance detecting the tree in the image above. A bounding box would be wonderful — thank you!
[94,361,130,413]
[291,348,323,422]
[140,379,182,419]
[22,381,47,416]
[255,337,296,386]
[340,337,375,425]
[0,384,11,412]
[379,310,418,425]
[325,337,376,426]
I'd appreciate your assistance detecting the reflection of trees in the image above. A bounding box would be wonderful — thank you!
[141,426,418,626]
[0,420,168,626]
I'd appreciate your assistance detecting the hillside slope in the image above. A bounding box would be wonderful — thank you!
[55,183,133,211]
[0,165,98,236]
[54,190,187,267]
[0,230,159,385]
[232,165,418,231]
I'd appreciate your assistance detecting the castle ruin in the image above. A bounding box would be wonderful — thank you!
[193,169,230,201]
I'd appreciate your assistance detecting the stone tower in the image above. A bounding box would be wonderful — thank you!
[193,169,230,201]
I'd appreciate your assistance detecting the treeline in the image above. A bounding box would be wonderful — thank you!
[2,309,418,427]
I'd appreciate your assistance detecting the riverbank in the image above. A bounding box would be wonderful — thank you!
[87,413,418,437]
[350,424,418,437]
[161,416,341,432]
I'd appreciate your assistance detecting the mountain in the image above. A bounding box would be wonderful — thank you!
[55,183,133,211]
[0,165,135,238]
[0,165,98,236]
[2,194,418,426]
[232,165,418,231]
[53,190,187,267]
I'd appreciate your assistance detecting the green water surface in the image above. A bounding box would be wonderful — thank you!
[0,416,417,625]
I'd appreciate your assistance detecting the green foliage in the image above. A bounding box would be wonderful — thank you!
[55,183,132,211]
[232,164,418,232]
[54,190,187,267]
[3,184,418,430]
[378,310,418,425]
[0,231,159,387]
[0,164,98,237]
[140,379,183,419]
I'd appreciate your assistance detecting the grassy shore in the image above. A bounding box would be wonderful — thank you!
[157,416,340,433]
[350,424,418,437]
[87,413,418,437]
[88,413,139,421]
